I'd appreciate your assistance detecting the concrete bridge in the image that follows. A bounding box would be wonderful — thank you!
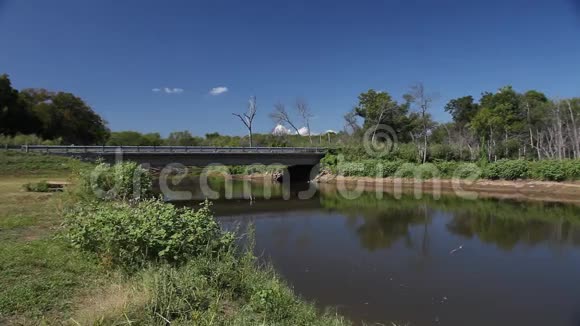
[23,145,326,181]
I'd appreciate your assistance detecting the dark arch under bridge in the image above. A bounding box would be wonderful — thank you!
[22,145,327,181]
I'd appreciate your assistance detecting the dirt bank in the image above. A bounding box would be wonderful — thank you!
[314,174,580,205]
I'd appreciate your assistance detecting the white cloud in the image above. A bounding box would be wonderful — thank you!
[272,124,292,135]
[152,87,184,94]
[164,87,184,94]
[298,126,310,136]
[209,86,228,96]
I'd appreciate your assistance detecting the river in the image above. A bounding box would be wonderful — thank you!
[160,177,580,326]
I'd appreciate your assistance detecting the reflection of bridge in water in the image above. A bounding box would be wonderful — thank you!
[23,145,326,181]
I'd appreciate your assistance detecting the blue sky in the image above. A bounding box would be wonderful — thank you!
[1,0,580,136]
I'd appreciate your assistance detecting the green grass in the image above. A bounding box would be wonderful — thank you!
[0,176,106,324]
[0,240,103,320]
[0,151,87,177]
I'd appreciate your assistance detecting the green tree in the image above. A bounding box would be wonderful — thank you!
[107,131,147,145]
[444,95,480,127]
[354,89,416,142]
[0,74,39,135]
[165,130,201,146]
[142,132,163,146]
[19,89,109,144]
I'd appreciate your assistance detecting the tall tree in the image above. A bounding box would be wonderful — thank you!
[405,83,434,164]
[233,96,257,147]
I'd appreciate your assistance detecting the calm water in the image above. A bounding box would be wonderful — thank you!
[162,178,580,326]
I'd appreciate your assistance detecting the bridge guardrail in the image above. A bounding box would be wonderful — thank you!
[21,145,327,154]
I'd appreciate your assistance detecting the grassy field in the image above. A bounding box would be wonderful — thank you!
[0,174,107,324]
[0,150,86,177]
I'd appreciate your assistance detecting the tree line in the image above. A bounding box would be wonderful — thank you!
[0,74,109,145]
[2,72,579,161]
[348,83,580,161]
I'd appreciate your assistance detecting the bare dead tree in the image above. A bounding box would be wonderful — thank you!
[296,98,314,144]
[566,99,580,158]
[232,96,257,147]
[407,83,433,164]
[270,102,301,135]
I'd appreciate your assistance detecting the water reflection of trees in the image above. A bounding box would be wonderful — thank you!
[319,189,580,251]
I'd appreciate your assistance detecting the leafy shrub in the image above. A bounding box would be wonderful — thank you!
[361,160,381,177]
[64,199,233,269]
[420,163,444,179]
[377,160,404,177]
[394,143,420,163]
[433,160,458,177]
[337,162,365,177]
[484,159,529,180]
[77,161,152,201]
[429,144,455,161]
[23,181,51,192]
[393,163,418,178]
[529,160,580,181]
[563,160,580,180]
[227,165,246,175]
[320,153,338,171]
[529,160,567,181]
[453,163,482,179]
[0,133,62,146]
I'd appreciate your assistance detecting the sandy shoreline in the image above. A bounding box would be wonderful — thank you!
[314,174,580,205]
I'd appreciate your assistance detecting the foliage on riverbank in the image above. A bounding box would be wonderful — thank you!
[322,151,580,181]
[62,163,349,324]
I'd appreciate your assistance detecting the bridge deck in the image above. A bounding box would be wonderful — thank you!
[22,145,325,154]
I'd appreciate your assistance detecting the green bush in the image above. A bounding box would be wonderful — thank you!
[64,199,233,269]
[433,160,459,177]
[529,160,580,181]
[429,144,455,161]
[77,161,152,201]
[393,162,418,178]
[563,160,580,180]
[0,134,62,146]
[337,162,365,177]
[454,163,482,179]
[484,159,529,180]
[394,143,420,163]
[529,160,566,181]
[377,160,404,177]
[320,153,338,171]
[23,181,51,192]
